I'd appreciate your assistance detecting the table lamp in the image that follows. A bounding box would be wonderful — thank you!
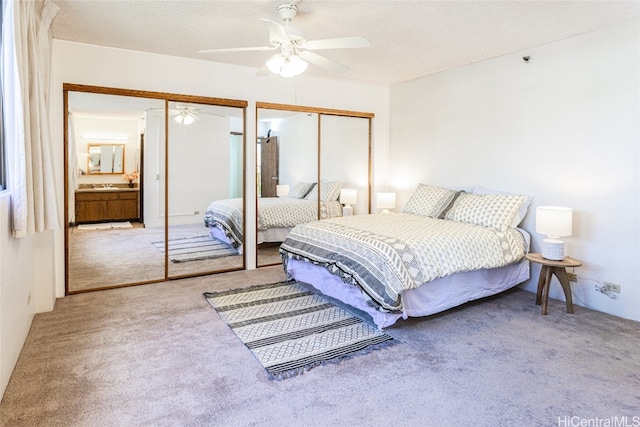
[377,192,396,213]
[340,188,357,216]
[536,206,573,260]
[276,184,289,197]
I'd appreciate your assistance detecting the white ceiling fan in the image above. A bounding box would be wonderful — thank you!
[198,0,371,77]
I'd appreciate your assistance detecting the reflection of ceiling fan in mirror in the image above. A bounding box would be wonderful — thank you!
[198,0,371,78]
[148,103,226,125]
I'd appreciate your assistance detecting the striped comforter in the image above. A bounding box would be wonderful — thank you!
[279,212,527,312]
[203,197,343,247]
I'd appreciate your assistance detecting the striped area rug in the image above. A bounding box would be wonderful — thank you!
[152,235,238,263]
[204,281,395,379]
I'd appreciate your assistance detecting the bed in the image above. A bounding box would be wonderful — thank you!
[279,184,532,329]
[203,181,343,252]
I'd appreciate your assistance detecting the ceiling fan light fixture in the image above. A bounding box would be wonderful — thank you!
[266,53,286,74]
[182,114,195,125]
[267,53,308,78]
[175,110,196,125]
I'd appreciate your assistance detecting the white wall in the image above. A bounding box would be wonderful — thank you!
[168,114,231,226]
[321,115,370,215]
[142,111,232,228]
[389,20,639,321]
[0,193,37,394]
[272,113,371,215]
[276,112,318,186]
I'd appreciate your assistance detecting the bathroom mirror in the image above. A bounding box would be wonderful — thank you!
[87,143,126,174]
[255,102,373,268]
[64,84,247,294]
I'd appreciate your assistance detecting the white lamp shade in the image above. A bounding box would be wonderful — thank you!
[266,54,285,74]
[276,184,289,197]
[266,53,308,78]
[536,206,573,237]
[377,192,396,210]
[340,188,357,206]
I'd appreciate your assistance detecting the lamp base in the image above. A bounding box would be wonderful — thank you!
[541,238,565,261]
[342,205,353,216]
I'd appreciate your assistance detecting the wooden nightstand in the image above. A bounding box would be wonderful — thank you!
[525,253,582,315]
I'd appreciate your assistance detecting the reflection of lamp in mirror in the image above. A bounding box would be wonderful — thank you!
[536,206,573,260]
[377,192,396,213]
[276,184,289,197]
[340,188,357,216]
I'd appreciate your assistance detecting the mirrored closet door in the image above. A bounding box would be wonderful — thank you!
[255,102,373,267]
[65,85,246,294]
[167,101,245,278]
[256,106,318,266]
[320,115,371,217]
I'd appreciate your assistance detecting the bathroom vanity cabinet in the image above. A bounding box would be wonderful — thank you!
[75,188,139,224]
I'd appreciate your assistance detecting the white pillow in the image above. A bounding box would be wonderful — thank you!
[304,180,341,202]
[287,182,315,199]
[445,192,527,231]
[472,186,533,228]
[403,184,460,218]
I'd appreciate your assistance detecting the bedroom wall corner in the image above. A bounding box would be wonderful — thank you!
[388,19,640,321]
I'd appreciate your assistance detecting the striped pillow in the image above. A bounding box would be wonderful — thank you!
[403,184,459,218]
[445,192,527,231]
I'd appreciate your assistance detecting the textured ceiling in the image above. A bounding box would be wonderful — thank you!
[52,0,639,85]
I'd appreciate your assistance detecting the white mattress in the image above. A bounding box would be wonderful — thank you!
[286,257,530,329]
[209,225,293,254]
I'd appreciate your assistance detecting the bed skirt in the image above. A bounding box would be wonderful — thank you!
[285,257,530,329]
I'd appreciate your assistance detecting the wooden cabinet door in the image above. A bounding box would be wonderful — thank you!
[75,190,139,223]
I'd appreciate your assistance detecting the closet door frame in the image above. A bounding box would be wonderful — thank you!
[255,102,374,268]
[64,83,248,294]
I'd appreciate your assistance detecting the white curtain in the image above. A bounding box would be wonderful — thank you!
[2,0,60,237]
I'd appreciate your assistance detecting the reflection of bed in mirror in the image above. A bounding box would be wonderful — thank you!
[280,184,533,329]
[204,181,343,253]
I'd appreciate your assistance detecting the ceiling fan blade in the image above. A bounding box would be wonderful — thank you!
[199,111,227,118]
[262,19,289,45]
[299,51,349,74]
[198,46,276,54]
[304,36,371,51]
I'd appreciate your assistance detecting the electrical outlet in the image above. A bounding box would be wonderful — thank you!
[604,282,621,293]
[567,272,577,282]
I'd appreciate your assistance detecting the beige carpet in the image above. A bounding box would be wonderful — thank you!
[1,266,639,426]
[257,242,282,267]
[68,223,243,292]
